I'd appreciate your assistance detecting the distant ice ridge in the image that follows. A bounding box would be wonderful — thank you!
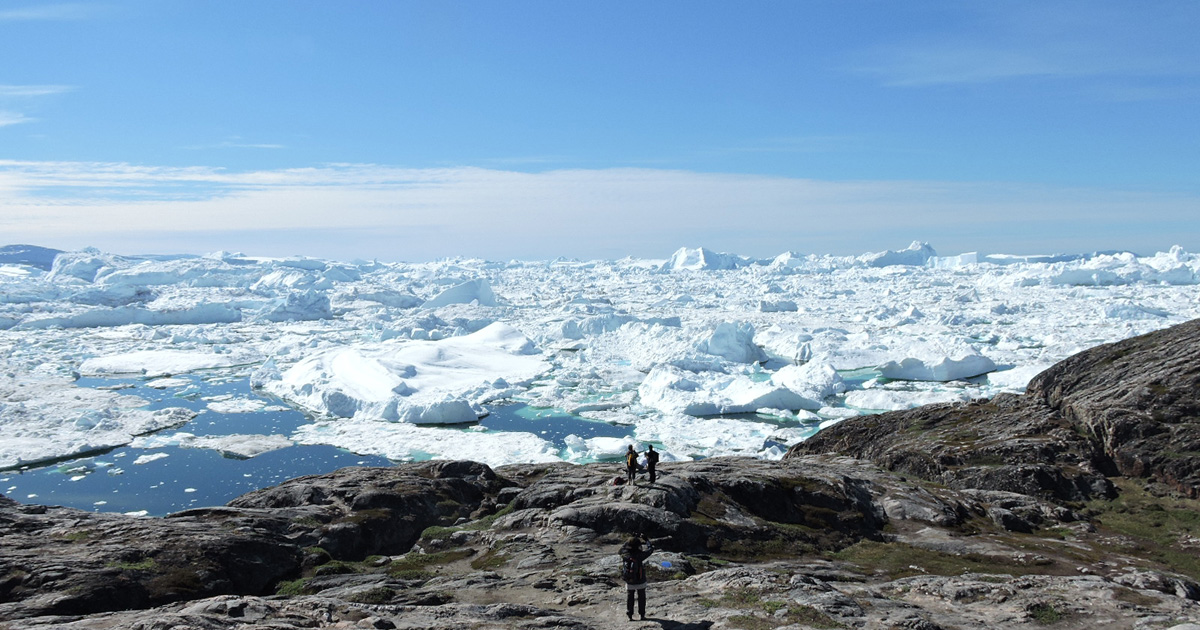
[2,242,1200,471]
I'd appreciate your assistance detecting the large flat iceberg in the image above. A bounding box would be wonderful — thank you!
[260,322,548,424]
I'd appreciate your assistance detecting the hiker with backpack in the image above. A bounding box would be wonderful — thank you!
[619,535,655,620]
[625,444,639,484]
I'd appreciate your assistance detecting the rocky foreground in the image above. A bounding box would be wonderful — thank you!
[3,321,1200,629]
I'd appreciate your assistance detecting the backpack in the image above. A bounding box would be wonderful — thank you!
[621,554,644,583]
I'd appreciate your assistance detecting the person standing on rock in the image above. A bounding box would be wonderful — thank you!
[625,444,639,484]
[619,536,655,620]
[644,445,660,484]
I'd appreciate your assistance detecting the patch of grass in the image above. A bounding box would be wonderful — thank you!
[106,558,156,571]
[720,587,761,607]
[60,530,92,542]
[761,600,786,615]
[1112,586,1161,607]
[291,515,322,528]
[335,508,393,525]
[831,541,1033,579]
[1028,602,1066,625]
[275,578,313,596]
[785,605,844,628]
[389,548,475,578]
[389,568,434,581]
[1087,479,1200,580]
[698,597,718,608]
[347,586,396,604]
[420,525,459,542]
[313,560,360,577]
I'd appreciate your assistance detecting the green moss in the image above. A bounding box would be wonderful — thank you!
[1028,602,1066,625]
[336,508,393,525]
[1086,479,1200,580]
[313,560,360,576]
[106,558,156,571]
[761,601,786,614]
[60,530,92,542]
[388,548,475,578]
[420,525,459,542]
[785,605,845,628]
[291,515,322,528]
[275,578,313,596]
[347,586,396,604]
[831,541,1033,579]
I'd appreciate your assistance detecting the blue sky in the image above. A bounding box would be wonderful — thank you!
[1,1,1197,261]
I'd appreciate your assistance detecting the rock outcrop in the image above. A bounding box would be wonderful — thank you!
[789,317,1200,499]
[3,320,1200,629]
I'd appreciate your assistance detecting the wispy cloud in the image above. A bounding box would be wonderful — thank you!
[0,85,74,98]
[855,4,1199,95]
[0,111,33,127]
[0,3,93,21]
[0,160,1195,261]
[184,140,287,150]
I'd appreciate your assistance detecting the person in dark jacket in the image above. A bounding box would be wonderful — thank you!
[644,444,660,484]
[619,536,654,620]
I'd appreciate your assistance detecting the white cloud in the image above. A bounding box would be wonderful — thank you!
[0,3,92,21]
[0,85,74,98]
[0,160,1195,262]
[0,111,33,127]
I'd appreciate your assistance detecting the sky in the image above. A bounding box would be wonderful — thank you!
[1,1,1198,262]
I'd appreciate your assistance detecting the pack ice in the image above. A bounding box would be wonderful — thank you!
[1,242,1198,470]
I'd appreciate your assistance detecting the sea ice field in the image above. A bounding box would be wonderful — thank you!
[1,241,1198,516]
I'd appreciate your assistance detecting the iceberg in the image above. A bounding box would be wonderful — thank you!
[860,241,937,268]
[420,278,497,309]
[262,322,547,424]
[876,338,997,381]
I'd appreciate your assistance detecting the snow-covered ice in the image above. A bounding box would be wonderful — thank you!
[1,242,1199,479]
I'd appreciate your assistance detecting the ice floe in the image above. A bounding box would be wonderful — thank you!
[1,242,1199,474]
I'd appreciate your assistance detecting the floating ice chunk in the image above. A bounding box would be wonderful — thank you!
[770,361,845,401]
[79,348,262,377]
[632,413,811,460]
[146,377,190,389]
[986,363,1053,393]
[661,247,748,271]
[563,434,643,462]
[876,338,996,381]
[860,241,937,267]
[133,452,170,465]
[844,388,969,411]
[291,419,559,467]
[249,358,281,388]
[205,397,270,414]
[255,290,332,322]
[264,322,547,424]
[421,278,497,309]
[759,300,798,313]
[15,303,242,329]
[1103,302,1169,320]
[0,375,196,468]
[695,322,767,364]
[637,365,822,416]
[131,432,293,458]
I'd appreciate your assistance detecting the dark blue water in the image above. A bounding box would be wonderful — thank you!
[4,373,833,516]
